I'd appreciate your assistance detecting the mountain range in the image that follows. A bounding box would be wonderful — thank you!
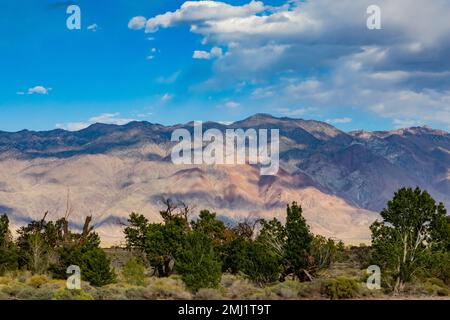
[1,114,449,245]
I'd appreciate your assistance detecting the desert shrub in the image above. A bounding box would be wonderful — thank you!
[27,274,49,288]
[176,232,222,291]
[124,287,149,300]
[1,282,27,298]
[122,257,145,286]
[195,288,224,300]
[52,288,93,300]
[269,280,305,299]
[94,285,128,300]
[224,278,259,299]
[248,288,278,300]
[419,278,450,296]
[0,275,13,285]
[297,279,322,298]
[0,290,9,300]
[16,286,54,300]
[322,276,359,299]
[145,276,191,299]
[221,274,240,288]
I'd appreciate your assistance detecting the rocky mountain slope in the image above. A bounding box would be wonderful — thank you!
[0,114,448,245]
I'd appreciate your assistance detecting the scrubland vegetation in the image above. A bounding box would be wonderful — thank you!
[0,187,449,300]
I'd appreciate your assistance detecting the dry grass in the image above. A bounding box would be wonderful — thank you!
[0,270,448,300]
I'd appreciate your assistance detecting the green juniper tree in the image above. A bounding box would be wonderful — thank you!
[283,202,313,280]
[124,199,190,277]
[370,187,448,293]
[0,214,18,274]
[176,231,222,291]
[51,232,115,286]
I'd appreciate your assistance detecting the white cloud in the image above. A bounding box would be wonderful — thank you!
[22,85,51,95]
[392,118,422,129]
[128,16,147,30]
[210,47,222,58]
[193,46,222,59]
[161,93,173,102]
[193,50,210,59]
[225,101,240,108]
[131,0,450,127]
[156,71,181,84]
[326,117,352,124]
[143,1,265,33]
[55,113,135,131]
[251,87,274,99]
[137,112,153,118]
[87,23,98,32]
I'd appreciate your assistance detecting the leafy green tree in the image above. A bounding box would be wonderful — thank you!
[310,235,337,270]
[284,202,313,280]
[240,240,281,285]
[16,214,64,273]
[258,218,285,257]
[176,231,222,291]
[191,210,226,246]
[124,207,189,277]
[220,234,247,274]
[370,187,448,293]
[51,232,115,286]
[0,214,18,274]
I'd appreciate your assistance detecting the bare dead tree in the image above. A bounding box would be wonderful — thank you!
[177,200,196,225]
[159,197,195,226]
[79,216,93,245]
[159,197,178,221]
[234,217,258,239]
[62,188,73,242]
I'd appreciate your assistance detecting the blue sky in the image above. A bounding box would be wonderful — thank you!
[1,0,450,132]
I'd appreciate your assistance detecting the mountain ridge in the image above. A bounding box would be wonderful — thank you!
[0,114,449,245]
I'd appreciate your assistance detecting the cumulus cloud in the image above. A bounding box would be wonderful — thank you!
[56,113,135,131]
[18,85,51,95]
[193,46,222,59]
[128,16,147,30]
[142,1,265,33]
[130,0,450,127]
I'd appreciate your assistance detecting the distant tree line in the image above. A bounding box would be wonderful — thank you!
[1,186,449,294]
[0,212,115,286]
